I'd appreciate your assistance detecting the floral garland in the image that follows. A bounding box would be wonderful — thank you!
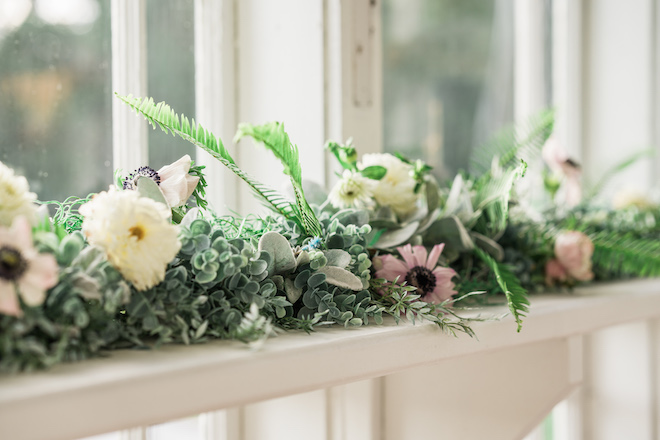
[1,96,658,372]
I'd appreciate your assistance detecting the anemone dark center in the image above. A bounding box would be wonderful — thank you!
[405,266,436,294]
[123,166,161,190]
[0,246,28,281]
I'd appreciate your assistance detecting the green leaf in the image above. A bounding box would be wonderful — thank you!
[472,160,527,238]
[423,215,474,252]
[136,176,170,207]
[584,149,655,201]
[234,122,322,237]
[591,231,660,277]
[470,108,554,177]
[116,94,305,233]
[360,165,387,180]
[474,248,529,332]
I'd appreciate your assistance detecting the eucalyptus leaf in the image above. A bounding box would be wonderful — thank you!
[360,165,387,180]
[373,221,420,249]
[471,231,505,261]
[284,278,303,304]
[423,216,474,252]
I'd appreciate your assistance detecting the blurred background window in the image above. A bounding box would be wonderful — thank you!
[146,0,195,170]
[0,0,112,202]
[382,0,515,181]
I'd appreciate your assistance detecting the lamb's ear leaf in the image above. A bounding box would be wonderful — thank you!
[136,177,172,222]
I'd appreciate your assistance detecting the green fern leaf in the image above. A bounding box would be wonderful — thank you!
[470,109,554,177]
[591,231,660,277]
[234,122,323,237]
[475,248,529,332]
[116,94,303,228]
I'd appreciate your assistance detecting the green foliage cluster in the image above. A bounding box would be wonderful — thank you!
[1,231,129,372]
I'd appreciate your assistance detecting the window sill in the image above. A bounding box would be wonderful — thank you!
[1,279,660,440]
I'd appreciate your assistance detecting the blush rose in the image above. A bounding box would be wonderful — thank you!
[553,231,594,282]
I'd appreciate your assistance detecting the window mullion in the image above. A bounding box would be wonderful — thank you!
[325,0,383,161]
[193,0,238,214]
[552,0,583,161]
[111,0,148,173]
[513,0,547,123]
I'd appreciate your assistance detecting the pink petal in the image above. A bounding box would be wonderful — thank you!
[17,279,46,307]
[374,254,409,283]
[426,243,445,269]
[11,216,33,250]
[411,246,427,268]
[542,137,568,174]
[0,280,21,317]
[26,254,59,290]
[419,266,457,304]
[396,244,416,269]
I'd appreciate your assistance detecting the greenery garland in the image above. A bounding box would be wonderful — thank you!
[0,95,657,372]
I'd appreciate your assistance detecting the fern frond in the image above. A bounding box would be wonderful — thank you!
[591,231,660,277]
[116,94,302,229]
[235,122,322,237]
[584,149,655,201]
[475,248,529,332]
[470,109,554,177]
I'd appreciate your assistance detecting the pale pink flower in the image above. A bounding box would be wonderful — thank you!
[554,231,594,282]
[0,216,58,316]
[157,155,200,208]
[542,137,582,207]
[374,243,457,304]
[544,259,568,286]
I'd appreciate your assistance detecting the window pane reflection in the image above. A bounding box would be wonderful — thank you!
[146,0,195,169]
[0,0,112,201]
[382,0,514,180]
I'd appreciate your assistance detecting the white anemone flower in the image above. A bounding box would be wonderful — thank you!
[359,153,419,217]
[0,161,37,227]
[0,216,58,316]
[123,155,200,208]
[328,170,375,210]
[80,187,181,291]
[157,155,200,208]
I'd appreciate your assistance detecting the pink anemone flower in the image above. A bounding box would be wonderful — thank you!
[0,216,58,316]
[374,243,457,304]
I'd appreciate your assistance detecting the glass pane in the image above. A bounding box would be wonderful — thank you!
[0,0,112,201]
[146,0,195,169]
[382,0,514,180]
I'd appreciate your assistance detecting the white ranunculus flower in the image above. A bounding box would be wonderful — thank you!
[359,153,419,217]
[327,170,375,210]
[157,154,200,208]
[0,161,37,227]
[80,187,181,291]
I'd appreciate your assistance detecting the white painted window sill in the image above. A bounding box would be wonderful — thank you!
[2,279,660,440]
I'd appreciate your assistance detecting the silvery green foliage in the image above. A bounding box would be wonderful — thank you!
[269,208,384,327]
[0,231,130,372]
[122,218,290,346]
